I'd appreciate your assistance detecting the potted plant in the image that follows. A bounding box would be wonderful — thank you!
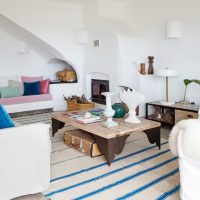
[183,79,200,103]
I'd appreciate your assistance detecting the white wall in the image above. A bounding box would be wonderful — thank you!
[1,0,200,112]
[0,0,83,60]
[125,0,200,104]
[0,0,84,86]
[0,0,85,110]
[0,28,48,77]
[81,1,162,116]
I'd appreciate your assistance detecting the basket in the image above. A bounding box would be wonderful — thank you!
[67,100,78,111]
[67,100,95,111]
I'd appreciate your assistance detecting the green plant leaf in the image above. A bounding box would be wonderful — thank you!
[192,79,200,84]
[183,79,192,86]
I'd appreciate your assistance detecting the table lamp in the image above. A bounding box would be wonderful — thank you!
[155,67,179,105]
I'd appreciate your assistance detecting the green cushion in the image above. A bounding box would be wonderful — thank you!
[0,87,21,98]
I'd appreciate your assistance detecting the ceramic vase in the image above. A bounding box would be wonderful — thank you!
[140,63,146,75]
[120,89,145,123]
[148,56,154,74]
[112,103,126,118]
[101,92,118,128]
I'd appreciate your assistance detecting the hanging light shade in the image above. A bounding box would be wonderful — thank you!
[166,21,182,39]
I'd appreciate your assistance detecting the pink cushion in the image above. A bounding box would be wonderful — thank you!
[21,76,43,83]
[40,80,50,94]
[0,94,52,105]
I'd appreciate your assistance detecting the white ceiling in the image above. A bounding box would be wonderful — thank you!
[49,0,125,4]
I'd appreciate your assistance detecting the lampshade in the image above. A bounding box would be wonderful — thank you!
[166,21,182,39]
[74,30,88,45]
[155,68,178,77]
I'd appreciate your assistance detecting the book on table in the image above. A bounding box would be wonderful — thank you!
[62,111,86,118]
[75,115,101,124]
[89,109,104,116]
[62,109,104,118]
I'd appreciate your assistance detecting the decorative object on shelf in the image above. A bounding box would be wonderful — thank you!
[183,79,200,104]
[112,103,126,118]
[120,89,145,123]
[155,67,179,106]
[64,95,94,111]
[57,68,77,82]
[139,63,146,75]
[147,56,154,74]
[101,92,118,128]
[153,106,162,119]
[162,109,174,124]
[166,21,182,39]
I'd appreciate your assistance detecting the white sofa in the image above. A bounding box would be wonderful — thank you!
[0,123,51,200]
[0,75,53,113]
[169,119,200,200]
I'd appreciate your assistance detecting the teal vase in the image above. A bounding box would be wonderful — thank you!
[112,103,126,118]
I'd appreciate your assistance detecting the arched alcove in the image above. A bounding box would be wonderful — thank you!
[47,58,78,83]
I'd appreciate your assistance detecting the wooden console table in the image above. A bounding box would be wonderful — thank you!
[52,113,161,166]
[146,101,199,126]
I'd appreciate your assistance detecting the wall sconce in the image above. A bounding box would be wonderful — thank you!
[18,41,29,54]
[166,21,182,39]
[74,30,88,45]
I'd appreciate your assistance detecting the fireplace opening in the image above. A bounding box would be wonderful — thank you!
[91,79,109,104]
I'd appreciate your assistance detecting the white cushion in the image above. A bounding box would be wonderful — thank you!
[8,80,24,95]
[0,76,18,87]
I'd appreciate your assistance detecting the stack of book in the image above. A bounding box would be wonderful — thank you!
[75,115,101,124]
[62,111,86,118]
[89,109,104,116]
[62,109,103,124]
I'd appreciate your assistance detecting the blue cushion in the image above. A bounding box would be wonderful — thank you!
[23,81,41,96]
[0,104,15,129]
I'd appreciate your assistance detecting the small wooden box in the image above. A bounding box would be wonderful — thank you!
[64,129,101,157]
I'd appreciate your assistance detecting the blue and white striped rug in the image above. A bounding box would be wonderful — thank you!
[47,131,180,200]
[12,113,180,199]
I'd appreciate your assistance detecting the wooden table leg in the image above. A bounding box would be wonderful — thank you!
[52,118,65,137]
[143,127,161,149]
[93,134,130,166]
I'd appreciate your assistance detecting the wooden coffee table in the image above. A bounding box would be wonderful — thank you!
[52,113,161,166]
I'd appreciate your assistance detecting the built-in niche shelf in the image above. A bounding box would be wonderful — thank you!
[47,58,78,83]
[50,80,78,84]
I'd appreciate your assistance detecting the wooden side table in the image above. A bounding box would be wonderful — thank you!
[146,101,199,126]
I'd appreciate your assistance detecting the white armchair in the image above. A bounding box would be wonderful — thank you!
[0,123,51,200]
[169,119,200,200]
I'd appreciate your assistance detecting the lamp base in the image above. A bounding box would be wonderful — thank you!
[160,101,175,106]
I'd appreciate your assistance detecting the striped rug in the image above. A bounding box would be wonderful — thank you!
[12,112,52,125]
[13,113,180,200]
